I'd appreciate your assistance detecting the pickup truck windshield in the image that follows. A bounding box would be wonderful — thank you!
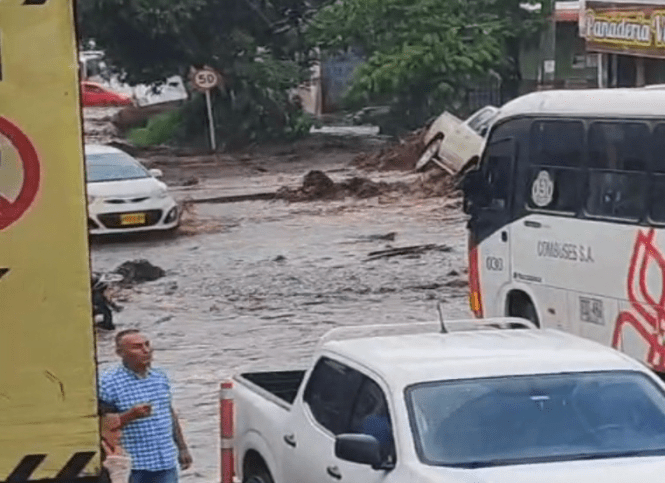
[406,371,665,468]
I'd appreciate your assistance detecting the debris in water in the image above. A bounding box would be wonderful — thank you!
[164,281,178,295]
[352,129,426,171]
[115,259,166,284]
[366,244,452,261]
[444,279,468,288]
[277,170,408,202]
[303,170,336,198]
[410,283,443,290]
[366,232,397,241]
[341,177,382,199]
[155,315,174,324]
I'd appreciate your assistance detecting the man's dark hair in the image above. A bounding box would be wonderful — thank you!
[115,328,140,348]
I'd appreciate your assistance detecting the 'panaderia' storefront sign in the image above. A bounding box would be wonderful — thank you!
[584,2,665,58]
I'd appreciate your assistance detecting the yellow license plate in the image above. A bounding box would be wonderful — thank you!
[120,213,146,225]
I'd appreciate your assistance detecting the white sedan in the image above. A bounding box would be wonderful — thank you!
[85,144,179,235]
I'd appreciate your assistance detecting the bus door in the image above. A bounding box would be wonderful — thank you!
[465,136,515,317]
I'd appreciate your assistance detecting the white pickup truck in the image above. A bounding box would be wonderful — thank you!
[232,318,665,483]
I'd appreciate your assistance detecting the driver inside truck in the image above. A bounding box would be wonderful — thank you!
[351,381,395,462]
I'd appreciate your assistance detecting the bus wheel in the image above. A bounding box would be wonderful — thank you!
[518,302,539,328]
[508,292,540,328]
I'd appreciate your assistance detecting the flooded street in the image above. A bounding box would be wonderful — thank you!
[91,195,469,483]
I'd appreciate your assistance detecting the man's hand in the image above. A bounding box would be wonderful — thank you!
[178,448,193,470]
[101,438,124,457]
[171,406,191,470]
[119,403,152,426]
[130,403,152,418]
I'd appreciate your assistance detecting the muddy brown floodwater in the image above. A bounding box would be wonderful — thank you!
[92,195,470,483]
[85,108,470,482]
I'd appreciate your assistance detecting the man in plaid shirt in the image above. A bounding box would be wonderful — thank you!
[100,329,192,483]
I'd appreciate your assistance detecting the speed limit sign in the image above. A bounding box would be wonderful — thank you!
[189,65,224,151]
[191,67,222,92]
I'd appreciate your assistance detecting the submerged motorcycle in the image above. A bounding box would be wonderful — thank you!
[91,272,123,330]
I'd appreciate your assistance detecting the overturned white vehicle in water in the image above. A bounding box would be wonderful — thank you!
[416,105,499,174]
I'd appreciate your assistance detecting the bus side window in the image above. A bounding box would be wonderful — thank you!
[586,122,649,221]
[482,139,514,211]
[650,124,665,223]
[528,121,583,214]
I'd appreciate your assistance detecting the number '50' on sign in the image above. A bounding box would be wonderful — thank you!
[191,67,222,92]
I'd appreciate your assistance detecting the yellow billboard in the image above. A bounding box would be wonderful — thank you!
[0,0,100,481]
[584,2,665,58]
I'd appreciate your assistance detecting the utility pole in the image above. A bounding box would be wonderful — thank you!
[542,0,557,86]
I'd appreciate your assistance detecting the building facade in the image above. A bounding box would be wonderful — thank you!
[582,0,665,86]
[519,0,665,90]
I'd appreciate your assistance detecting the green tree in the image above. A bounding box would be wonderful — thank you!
[78,0,319,147]
[308,0,543,133]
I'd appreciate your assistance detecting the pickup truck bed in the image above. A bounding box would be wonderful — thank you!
[240,370,305,405]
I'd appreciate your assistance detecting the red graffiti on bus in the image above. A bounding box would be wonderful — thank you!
[613,228,665,371]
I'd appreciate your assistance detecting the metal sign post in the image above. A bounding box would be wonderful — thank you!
[204,90,216,151]
[190,67,223,151]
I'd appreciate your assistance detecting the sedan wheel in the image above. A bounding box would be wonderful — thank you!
[415,138,442,172]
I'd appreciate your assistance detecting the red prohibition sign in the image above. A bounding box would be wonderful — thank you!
[0,117,40,231]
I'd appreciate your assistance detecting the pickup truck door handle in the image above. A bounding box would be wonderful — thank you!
[283,434,296,448]
[326,466,342,480]
[524,220,541,228]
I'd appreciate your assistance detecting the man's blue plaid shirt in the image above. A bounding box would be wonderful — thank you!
[100,365,178,471]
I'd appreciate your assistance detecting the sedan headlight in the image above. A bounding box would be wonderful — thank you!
[157,189,169,199]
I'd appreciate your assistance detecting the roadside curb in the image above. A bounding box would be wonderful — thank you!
[188,192,277,204]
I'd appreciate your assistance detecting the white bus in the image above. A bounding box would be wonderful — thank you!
[462,88,665,375]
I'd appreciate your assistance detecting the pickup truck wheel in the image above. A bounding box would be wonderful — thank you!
[244,470,274,483]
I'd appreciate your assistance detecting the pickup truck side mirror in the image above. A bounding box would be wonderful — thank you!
[335,434,388,470]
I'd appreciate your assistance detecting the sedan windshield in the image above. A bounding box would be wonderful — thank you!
[406,371,665,468]
[86,152,149,182]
